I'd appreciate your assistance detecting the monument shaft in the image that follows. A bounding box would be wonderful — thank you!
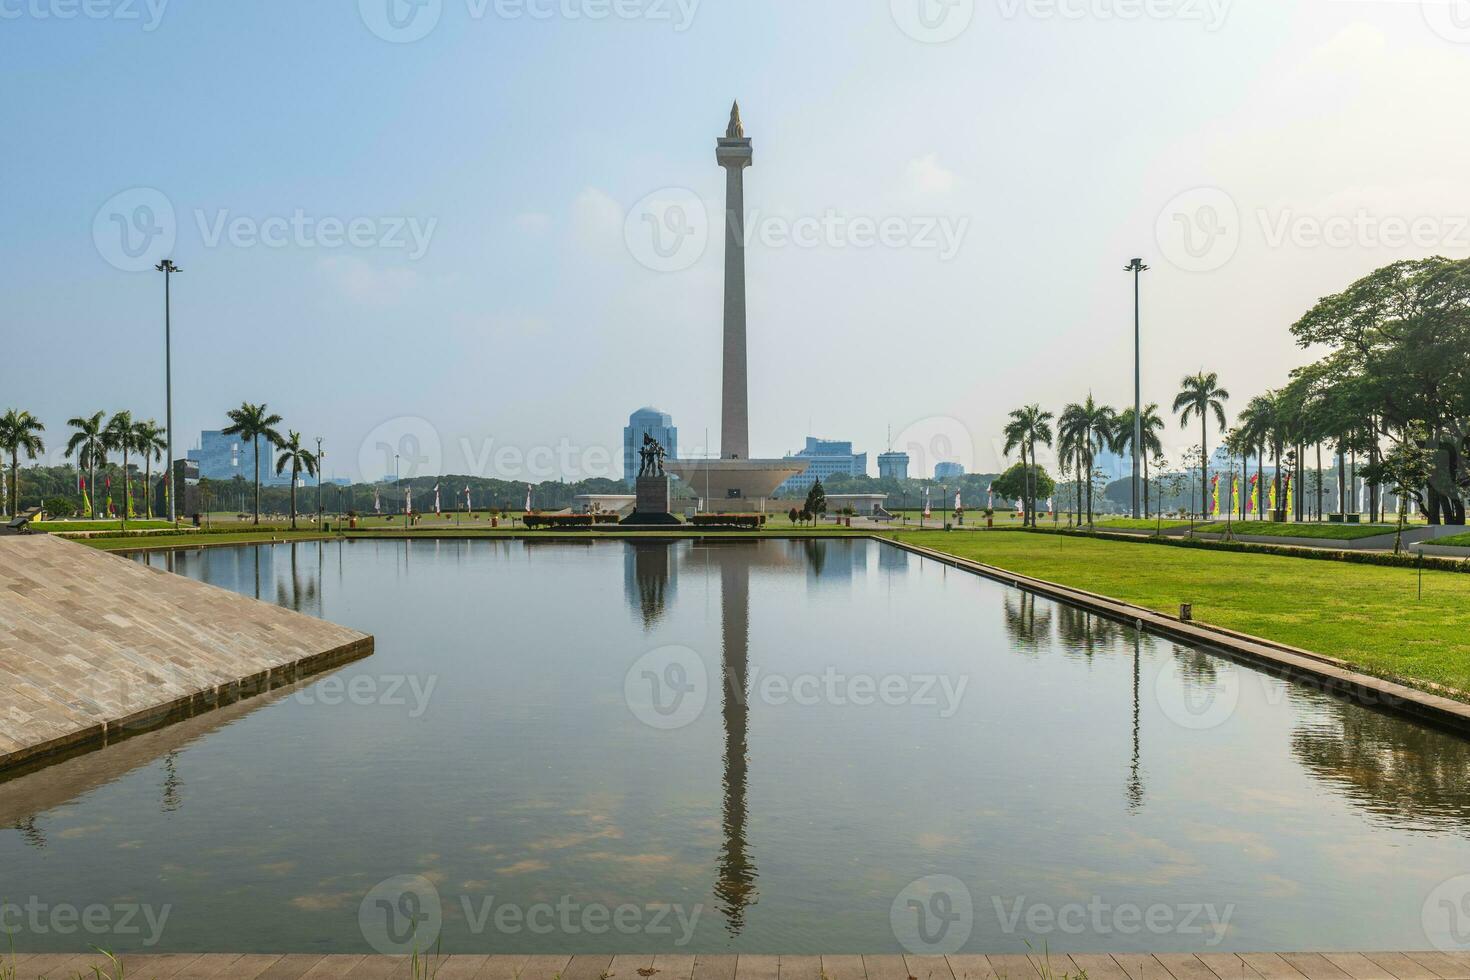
[718,109,753,461]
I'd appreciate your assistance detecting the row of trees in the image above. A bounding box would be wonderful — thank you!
[1,402,321,530]
[1003,257,1470,528]
[1003,371,1227,527]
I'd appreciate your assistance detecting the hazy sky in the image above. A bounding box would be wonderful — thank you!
[4,0,1469,482]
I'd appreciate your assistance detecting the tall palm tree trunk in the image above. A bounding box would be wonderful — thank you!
[1143,454,1150,518]
[1200,417,1209,519]
[253,436,262,525]
[1315,443,1323,521]
[290,462,299,530]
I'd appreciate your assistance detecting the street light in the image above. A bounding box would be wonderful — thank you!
[1123,258,1149,520]
[155,259,182,523]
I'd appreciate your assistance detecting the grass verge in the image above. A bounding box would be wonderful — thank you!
[887,528,1470,696]
[1194,520,1395,540]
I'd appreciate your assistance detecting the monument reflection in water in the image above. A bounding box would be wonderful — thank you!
[3,538,1470,953]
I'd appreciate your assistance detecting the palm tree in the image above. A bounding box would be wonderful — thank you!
[1173,372,1230,519]
[1113,404,1165,518]
[0,409,46,515]
[102,411,136,528]
[222,402,284,525]
[1003,404,1054,527]
[131,418,167,520]
[65,411,108,519]
[274,430,320,530]
[1236,394,1275,521]
[1057,406,1087,527]
[1058,396,1116,526]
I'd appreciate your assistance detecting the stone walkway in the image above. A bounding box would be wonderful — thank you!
[0,535,372,773]
[7,952,1470,980]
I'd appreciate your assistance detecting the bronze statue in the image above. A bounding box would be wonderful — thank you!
[639,434,667,478]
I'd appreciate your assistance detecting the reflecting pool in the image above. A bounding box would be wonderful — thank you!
[4,538,1468,954]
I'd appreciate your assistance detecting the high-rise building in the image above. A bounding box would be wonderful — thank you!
[877,451,910,480]
[776,438,868,496]
[624,408,678,485]
[934,461,966,480]
[187,431,291,486]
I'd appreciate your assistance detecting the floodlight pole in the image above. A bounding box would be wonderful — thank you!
[156,260,182,523]
[1124,258,1149,519]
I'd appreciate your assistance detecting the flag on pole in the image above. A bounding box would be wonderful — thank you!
[406,486,413,515]
[433,484,441,515]
[80,476,91,517]
[525,484,533,512]
[1268,479,1277,514]
[923,487,931,518]
[1210,474,1220,517]
[1046,497,1054,516]
[464,485,472,512]
[954,490,962,512]
[1285,472,1294,518]
[1231,473,1240,518]
[987,484,994,510]
[374,489,381,514]
[105,476,113,517]
[1247,474,1258,515]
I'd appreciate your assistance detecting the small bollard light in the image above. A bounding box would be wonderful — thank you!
[1179,603,1194,622]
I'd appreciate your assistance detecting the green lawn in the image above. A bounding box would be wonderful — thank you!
[1093,518,1192,531]
[1433,532,1470,548]
[887,529,1470,696]
[34,519,178,532]
[1195,520,1395,540]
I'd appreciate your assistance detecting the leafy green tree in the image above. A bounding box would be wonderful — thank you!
[803,478,827,524]
[1003,404,1054,527]
[65,411,108,519]
[991,461,1054,506]
[222,402,284,525]
[274,430,320,530]
[1173,372,1230,520]
[1369,424,1433,553]
[1291,258,1470,525]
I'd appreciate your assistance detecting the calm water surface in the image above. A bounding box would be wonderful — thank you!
[4,538,1469,954]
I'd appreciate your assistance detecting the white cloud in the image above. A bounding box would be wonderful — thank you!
[316,255,423,306]
[905,153,957,196]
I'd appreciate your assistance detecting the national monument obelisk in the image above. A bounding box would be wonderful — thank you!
[667,103,804,512]
[718,101,752,462]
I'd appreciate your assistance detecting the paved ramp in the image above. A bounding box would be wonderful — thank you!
[0,535,372,774]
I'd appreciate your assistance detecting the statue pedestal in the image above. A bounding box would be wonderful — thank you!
[622,476,681,526]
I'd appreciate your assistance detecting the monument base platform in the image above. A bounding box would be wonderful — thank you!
[620,476,682,526]
[665,458,807,514]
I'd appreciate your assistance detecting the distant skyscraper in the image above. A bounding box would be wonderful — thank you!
[776,438,869,496]
[877,451,910,480]
[188,431,290,486]
[624,408,678,485]
[934,461,966,480]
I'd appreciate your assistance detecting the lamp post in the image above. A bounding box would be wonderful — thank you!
[1124,258,1148,520]
[155,259,182,523]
